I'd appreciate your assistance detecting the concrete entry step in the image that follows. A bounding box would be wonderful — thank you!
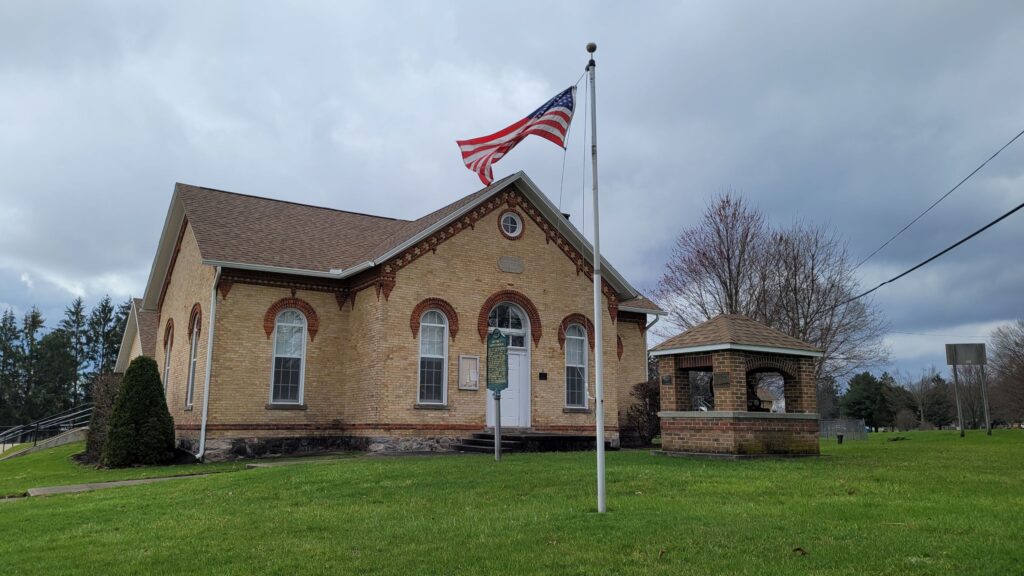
[454,431,612,453]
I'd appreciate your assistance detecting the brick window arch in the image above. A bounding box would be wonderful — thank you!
[410,298,459,339]
[477,290,542,345]
[263,297,319,341]
[558,313,595,350]
[188,303,202,342]
[744,355,799,380]
[163,318,174,347]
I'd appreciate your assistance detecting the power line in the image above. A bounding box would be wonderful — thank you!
[889,331,990,340]
[854,127,1024,270]
[844,200,1024,305]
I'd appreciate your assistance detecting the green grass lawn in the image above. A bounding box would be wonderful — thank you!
[0,442,245,498]
[1,431,1021,575]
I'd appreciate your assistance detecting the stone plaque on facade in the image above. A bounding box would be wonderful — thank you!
[497,255,525,274]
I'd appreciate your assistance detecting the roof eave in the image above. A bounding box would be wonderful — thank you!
[619,306,666,315]
[113,304,139,373]
[649,342,824,358]
[141,185,187,311]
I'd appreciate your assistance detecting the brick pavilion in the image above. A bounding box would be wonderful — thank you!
[650,314,822,457]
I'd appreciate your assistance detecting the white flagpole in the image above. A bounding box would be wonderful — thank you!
[586,42,606,514]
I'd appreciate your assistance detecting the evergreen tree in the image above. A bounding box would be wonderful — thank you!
[924,376,955,428]
[59,297,90,403]
[841,372,896,431]
[20,308,44,421]
[86,295,128,388]
[31,329,77,418]
[0,309,22,425]
[102,356,175,467]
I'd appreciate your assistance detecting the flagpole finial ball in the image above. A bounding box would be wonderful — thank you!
[586,42,597,54]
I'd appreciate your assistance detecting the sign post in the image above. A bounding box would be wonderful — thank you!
[486,330,509,461]
[945,343,990,436]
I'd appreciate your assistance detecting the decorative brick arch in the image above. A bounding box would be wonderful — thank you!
[557,313,595,350]
[617,335,624,360]
[187,303,202,342]
[477,290,542,345]
[263,297,319,341]
[744,354,798,379]
[163,318,174,348]
[410,298,459,339]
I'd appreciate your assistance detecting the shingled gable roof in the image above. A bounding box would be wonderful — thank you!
[650,314,822,357]
[139,172,656,312]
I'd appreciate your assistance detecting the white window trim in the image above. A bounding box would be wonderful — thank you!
[186,322,199,407]
[417,309,449,405]
[500,211,523,238]
[269,309,307,405]
[564,324,588,408]
[162,339,172,394]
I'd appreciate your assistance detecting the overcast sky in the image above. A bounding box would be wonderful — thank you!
[1,1,1022,380]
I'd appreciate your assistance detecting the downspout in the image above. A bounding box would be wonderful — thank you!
[196,266,221,461]
[645,314,659,332]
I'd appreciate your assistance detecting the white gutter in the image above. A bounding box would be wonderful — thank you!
[645,314,660,332]
[620,306,665,315]
[196,266,222,461]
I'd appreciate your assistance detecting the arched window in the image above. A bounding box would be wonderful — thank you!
[418,309,448,404]
[271,309,306,404]
[487,303,527,348]
[186,319,200,407]
[162,321,174,394]
[564,324,587,407]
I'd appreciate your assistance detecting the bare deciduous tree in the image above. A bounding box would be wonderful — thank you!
[990,319,1024,424]
[655,192,889,385]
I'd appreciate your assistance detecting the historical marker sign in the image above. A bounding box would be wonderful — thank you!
[486,330,509,392]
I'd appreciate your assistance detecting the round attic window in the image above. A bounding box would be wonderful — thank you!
[500,211,523,239]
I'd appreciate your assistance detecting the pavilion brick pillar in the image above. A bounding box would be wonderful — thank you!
[658,356,679,411]
[673,366,692,411]
[711,350,747,411]
[782,357,818,413]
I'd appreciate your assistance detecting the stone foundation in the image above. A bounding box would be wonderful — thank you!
[658,411,819,456]
[183,434,464,461]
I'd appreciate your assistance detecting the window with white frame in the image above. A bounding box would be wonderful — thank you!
[418,309,448,404]
[271,309,306,404]
[162,334,172,394]
[500,212,522,238]
[565,324,587,407]
[487,304,527,348]
[186,321,199,406]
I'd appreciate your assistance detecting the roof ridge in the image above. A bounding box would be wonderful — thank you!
[175,182,408,222]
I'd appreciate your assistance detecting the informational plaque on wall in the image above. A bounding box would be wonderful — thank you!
[459,355,480,390]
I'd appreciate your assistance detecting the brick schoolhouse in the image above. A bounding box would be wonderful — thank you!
[114,172,662,460]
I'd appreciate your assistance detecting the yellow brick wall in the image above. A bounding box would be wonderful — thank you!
[207,282,383,429]
[379,202,625,437]
[156,223,216,435]
[127,323,143,363]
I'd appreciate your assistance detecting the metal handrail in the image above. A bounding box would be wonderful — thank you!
[0,403,93,446]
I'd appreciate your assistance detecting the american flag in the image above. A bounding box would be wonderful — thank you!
[457,86,576,185]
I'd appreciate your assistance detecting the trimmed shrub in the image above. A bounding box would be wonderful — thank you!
[101,356,175,467]
[83,372,122,463]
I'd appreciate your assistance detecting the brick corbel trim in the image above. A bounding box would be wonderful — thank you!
[477,290,542,345]
[263,297,320,341]
[617,335,624,360]
[163,318,174,348]
[744,354,799,379]
[410,298,460,339]
[557,313,595,350]
[187,303,202,342]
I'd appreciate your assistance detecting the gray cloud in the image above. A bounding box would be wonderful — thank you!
[1,1,1022,377]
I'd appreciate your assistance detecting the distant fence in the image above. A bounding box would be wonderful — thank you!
[820,418,867,440]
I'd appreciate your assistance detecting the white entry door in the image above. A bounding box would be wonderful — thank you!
[487,349,530,428]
